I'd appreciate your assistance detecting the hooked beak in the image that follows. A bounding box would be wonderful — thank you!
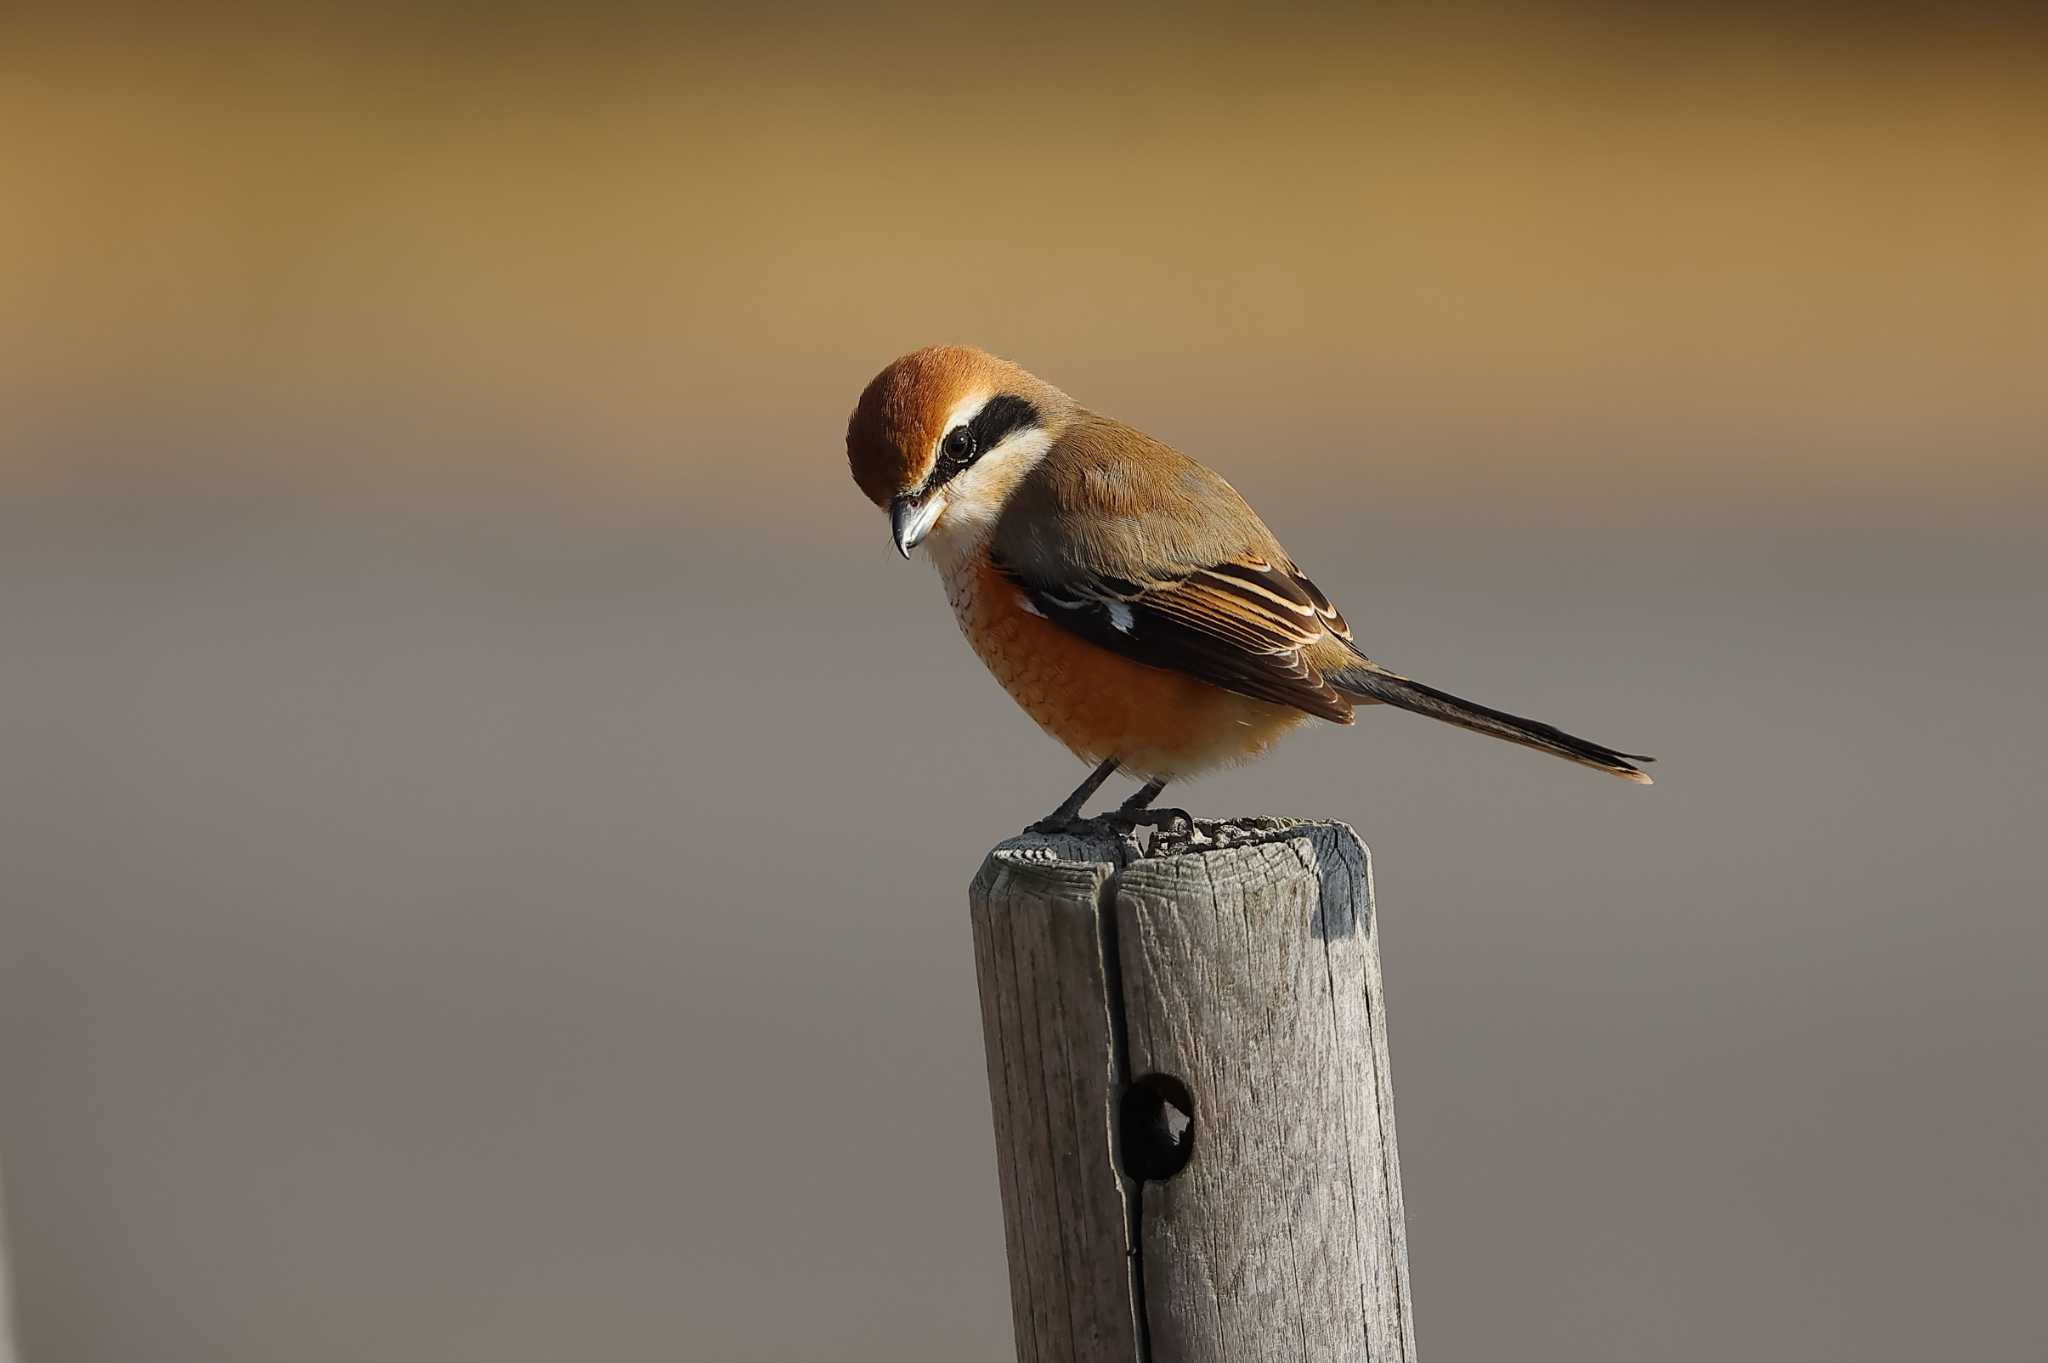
[889,491,944,558]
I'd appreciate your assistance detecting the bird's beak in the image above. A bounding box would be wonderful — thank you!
[889,491,944,558]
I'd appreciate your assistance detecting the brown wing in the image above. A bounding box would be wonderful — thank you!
[987,413,1369,721]
[992,550,1357,723]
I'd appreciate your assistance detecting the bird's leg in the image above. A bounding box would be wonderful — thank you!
[1118,778,1168,813]
[1027,757,1120,833]
[1116,778,1191,835]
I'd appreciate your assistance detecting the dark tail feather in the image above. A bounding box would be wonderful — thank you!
[1331,667,1655,784]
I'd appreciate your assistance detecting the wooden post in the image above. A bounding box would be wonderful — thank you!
[970,819,1416,1363]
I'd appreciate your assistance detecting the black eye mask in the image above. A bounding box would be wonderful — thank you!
[930,394,1040,489]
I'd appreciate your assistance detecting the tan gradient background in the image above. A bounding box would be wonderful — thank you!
[2,7,2045,1362]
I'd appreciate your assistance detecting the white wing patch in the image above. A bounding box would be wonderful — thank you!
[1106,601,1136,634]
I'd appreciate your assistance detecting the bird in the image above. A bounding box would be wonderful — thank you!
[845,344,1652,828]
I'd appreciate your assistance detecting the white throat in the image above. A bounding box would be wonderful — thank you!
[920,427,1053,572]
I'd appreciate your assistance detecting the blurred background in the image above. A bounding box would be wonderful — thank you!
[2,3,2044,1360]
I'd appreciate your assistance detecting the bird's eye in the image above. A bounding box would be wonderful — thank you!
[942,426,975,460]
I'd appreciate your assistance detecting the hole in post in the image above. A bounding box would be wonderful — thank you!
[1119,1073,1195,1182]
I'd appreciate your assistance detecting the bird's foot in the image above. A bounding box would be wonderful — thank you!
[1026,809,1174,838]
[1113,806,1193,836]
[1024,758,1122,837]
[1025,813,1088,837]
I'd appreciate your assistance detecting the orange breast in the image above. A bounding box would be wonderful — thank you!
[944,554,1315,780]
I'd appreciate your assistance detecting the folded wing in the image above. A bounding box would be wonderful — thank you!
[993,550,1358,723]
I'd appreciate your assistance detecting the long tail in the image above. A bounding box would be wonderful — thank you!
[1331,666,1655,784]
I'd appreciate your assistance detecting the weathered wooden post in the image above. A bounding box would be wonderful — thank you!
[970,818,1415,1363]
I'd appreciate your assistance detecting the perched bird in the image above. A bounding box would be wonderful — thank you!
[846,345,1652,826]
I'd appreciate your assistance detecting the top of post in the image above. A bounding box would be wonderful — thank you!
[978,816,1375,940]
[984,814,1367,866]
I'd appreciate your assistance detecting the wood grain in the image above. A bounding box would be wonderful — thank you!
[970,820,1414,1363]
[971,828,1144,1363]
[1117,823,1414,1363]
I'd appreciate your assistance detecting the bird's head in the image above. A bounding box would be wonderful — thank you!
[847,345,1066,559]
